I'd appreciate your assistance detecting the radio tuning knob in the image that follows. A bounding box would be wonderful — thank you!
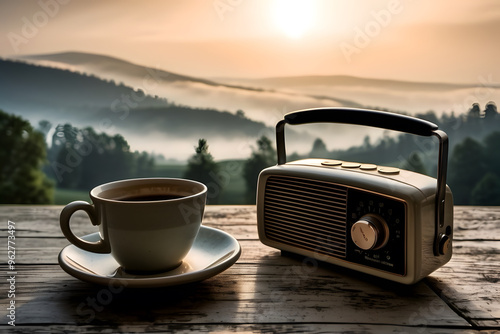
[351,214,389,250]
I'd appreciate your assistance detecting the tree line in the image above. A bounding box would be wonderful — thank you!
[44,123,156,190]
[0,110,156,203]
[1,102,499,205]
[303,102,500,205]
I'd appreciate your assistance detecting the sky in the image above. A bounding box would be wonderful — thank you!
[1,0,500,83]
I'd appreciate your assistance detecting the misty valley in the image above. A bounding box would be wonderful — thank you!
[1,53,499,205]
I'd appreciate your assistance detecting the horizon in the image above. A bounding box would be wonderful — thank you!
[1,1,500,84]
[11,49,500,87]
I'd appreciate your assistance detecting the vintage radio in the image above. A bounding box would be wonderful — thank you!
[256,108,453,284]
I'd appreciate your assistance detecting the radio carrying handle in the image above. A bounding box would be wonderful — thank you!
[276,107,449,256]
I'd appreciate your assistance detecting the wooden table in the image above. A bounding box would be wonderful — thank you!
[0,205,499,333]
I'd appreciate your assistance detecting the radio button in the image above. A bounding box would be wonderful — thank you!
[351,214,389,250]
[360,164,377,170]
[342,162,361,168]
[321,160,343,166]
[378,166,400,174]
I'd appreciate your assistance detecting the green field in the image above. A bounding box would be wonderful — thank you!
[54,161,252,205]
[214,160,250,204]
[54,188,91,205]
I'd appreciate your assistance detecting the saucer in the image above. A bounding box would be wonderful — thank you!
[58,226,241,288]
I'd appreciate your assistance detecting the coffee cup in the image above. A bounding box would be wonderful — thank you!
[60,178,207,273]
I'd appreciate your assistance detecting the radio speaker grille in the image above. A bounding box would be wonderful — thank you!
[263,175,348,259]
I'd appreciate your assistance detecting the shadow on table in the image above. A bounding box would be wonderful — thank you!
[20,275,235,325]
[248,250,465,326]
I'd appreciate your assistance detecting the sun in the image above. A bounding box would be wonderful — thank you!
[271,0,317,39]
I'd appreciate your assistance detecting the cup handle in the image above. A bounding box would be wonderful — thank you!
[60,200,111,253]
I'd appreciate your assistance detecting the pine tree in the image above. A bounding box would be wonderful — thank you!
[243,136,276,203]
[448,137,486,204]
[184,139,221,204]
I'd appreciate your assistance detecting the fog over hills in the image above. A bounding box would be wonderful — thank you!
[5,51,500,161]
[19,51,500,120]
[0,59,283,161]
[17,52,362,125]
[221,74,500,116]
[234,75,478,91]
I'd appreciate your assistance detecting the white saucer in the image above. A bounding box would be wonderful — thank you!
[58,226,241,288]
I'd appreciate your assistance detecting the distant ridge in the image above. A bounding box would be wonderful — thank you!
[1,57,322,160]
[15,51,363,108]
[14,50,499,123]
[233,74,488,92]
[18,51,275,93]
[18,51,219,86]
[0,58,269,136]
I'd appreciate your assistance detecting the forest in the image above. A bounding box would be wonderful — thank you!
[0,102,499,205]
[304,102,500,205]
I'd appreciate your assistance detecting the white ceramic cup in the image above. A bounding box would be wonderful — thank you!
[60,178,207,273]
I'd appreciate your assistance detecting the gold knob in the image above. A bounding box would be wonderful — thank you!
[351,214,389,250]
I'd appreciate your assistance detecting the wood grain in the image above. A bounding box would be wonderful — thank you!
[0,205,499,332]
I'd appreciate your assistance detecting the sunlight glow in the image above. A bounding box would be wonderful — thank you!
[271,0,317,39]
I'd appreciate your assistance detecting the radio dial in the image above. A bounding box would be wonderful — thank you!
[351,214,389,250]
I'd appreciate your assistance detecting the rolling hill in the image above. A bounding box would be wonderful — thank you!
[15,51,500,120]
[5,51,500,160]
[0,59,284,160]
[16,52,363,125]
[219,74,500,116]
[18,51,225,86]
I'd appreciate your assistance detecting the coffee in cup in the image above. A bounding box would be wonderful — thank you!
[60,178,207,273]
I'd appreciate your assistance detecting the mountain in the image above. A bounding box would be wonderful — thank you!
[15,51,500,120]
[0,59,286,160]
[0,58,166,112]
[16,52,363,125]
[6,51,500,160]
[18,51,224,87]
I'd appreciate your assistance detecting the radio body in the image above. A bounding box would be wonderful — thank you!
[256,108,453,284]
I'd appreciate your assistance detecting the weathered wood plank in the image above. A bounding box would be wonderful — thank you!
[0,205,258,239]
[1,205,499,332]
[0,324,489,334]
[0,264,468,328]
[2,205,500,241]
[0,234,498,263]
[453,206,500,241]
[425,241,500,327]
[3,242,497,327]
[2,235,498,267]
